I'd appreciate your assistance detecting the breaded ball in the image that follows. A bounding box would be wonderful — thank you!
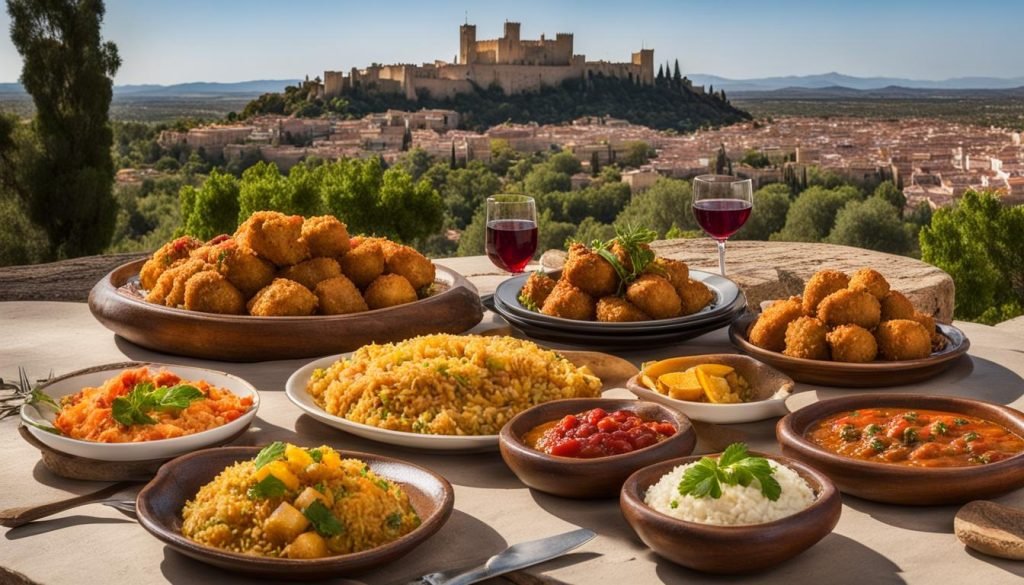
[235,211,310,267]
[279,257,342,291]
[314,275,368,315]
[541,280,596,321]
[596,296,650,322]
[340,240,385,288]
[302,215,350,258]
[678,278,715,316]
[827,324,878,363]
[817,289,881,329]
[801,270,850,316]
[849,268,890,300]
[876,319,932,361]
[519,271,557,310]
[783,316,830,360]
[650,257,690,293]
[147,258,212,308]
[183,271,245,315]
[626,274,682,320]
[610,240,651,273]
[748,297,804,352]
[364,274,418,310]
[140,236,202,290]
[910,310,936,335]
[563,242,618,298]
[247,278,318,316]
[880,290,916,322]
[193,239,275,298]
[384,245,435,291]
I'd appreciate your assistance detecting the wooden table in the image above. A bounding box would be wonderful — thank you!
[2,257,1023,585]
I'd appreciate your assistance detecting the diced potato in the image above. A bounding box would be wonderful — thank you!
[320,450,342,470]
[285,444,314,468]
[694,364,734,377]
[284,531,328,559]
[255,461,300,491]
[294,486,332,510]
[264,502,309,544]
[657,370,703,402]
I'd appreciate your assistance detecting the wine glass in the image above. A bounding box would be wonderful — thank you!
[692,175,753,276]
[485,195,538,274]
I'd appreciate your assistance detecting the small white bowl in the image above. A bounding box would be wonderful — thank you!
[21,362,259,461]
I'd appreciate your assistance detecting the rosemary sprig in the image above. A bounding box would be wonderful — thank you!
[0,367,55,420]
[591,223,660,293]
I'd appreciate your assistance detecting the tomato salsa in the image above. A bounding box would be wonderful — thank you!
[806,408,1024,467]
[523,407,677,458]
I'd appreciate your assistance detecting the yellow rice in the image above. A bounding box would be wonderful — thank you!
[305,334,602,435]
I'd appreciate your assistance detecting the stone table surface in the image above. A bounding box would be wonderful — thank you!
[2,254,1023,585]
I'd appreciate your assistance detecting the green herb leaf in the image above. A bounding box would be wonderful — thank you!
[247,475,287,499]
[386,512,403,530]
[24,420,62,435]
[29,388,61,411]
[309,448,323,463]
[110,382,204,427]
[254,442,286,469]
[303,500,344,536]
[964,432,980,442]
[731,456,781,501]
[717,442,748,467]
[676,443,781,502]
[678,458,722,499]
[153,384,204,410]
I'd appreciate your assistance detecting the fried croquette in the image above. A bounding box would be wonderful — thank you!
[876,319,932,361]
[247,278,318,316]
[519,271,557,310]
[610,240,651,273]
[910,310,946,351]
[677,278,715,316]
[315,275,369,315]
[748,297,804,352]
[817,289,881,329]
[596,296,650,322]
[339,240,385,288]
[826,324,878,363]
[650,257,690,292]
[192,239,275,298]
[235,211,310,267]
[364,274,418,310]
[302,215,350,258]
[183,271,245,315]
[849,268,890,300]
[139,236,202,290]
[563,243,619,297]
[784,316,830,360]
[541,280,596,321]
[880,290,916,322]
[279,257,342,291]
[801,270,850,316]
[384,245,435,291]
[626,274,682,320]
[146,258,212,308]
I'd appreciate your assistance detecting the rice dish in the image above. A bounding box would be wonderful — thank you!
[644,459,815,525]
[305,334,602,435]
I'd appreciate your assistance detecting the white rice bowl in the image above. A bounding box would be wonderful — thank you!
[644,460,816,525]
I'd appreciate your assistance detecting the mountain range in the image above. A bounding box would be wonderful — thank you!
[687,72,1024,92]
[0,79,302,96]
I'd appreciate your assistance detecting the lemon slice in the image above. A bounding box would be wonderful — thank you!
[696,368,742,404]
[657,371,704,402]
[694,364,735,377]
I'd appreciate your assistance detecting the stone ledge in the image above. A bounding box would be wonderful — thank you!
[995,315,1024,341]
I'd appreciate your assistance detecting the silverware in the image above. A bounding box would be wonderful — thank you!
[411,527,596,585]
[0,482,138,527]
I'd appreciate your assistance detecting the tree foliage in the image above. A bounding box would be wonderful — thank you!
[614,178,697,238]
[733,184,791,240]
[772,185,861,242]
[178,170,240,240]
[826,196,912,255]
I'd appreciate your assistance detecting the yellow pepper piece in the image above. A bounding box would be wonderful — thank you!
[320,449,342,470]
[696,368,742,404]
[285,444,314,468]
[657,371,704,402]
[255,460,300,491]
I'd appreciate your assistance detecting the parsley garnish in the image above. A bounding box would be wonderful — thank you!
[309,448,323,463]
[677,443,781,502]
[954,418,969,426]
[253,442,286,469]
[964,432,980,442]
[111,382,204,426]
[375,478,391,491]
[303,500,343,536]
[247,475,286,499]
[386,512,403,530]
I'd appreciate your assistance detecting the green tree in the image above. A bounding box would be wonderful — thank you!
[872,181,906,215]
[621,141,655,168]
[396,148,433,181]
[8,0,121,257]
[740,149,771,169]
[547,151,582,176]
[238,161,289,220]
[825,197,912,254]
[456,206,486,257]
[488,138,517,176]
[734,183,791,240]
[537,209,577,254]
[178,169,240,240]
[573,216,616,244]
[443,162,501,229]
[524,166,571,195]
[378,168,445,242]
[614,178,697,237]
[772,185,861,242]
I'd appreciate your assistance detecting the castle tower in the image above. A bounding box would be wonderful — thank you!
[459,24,476,65]
[632,48,655,85]
[554,33,573,65]
[504,21,521,42]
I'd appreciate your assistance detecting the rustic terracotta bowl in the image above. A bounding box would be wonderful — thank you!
[136,446,454,579]
[777,394,1024,505]
[620,453,841,574]
[626,354,795,423]
[499,398,696,498]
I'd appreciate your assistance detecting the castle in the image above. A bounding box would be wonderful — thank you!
[323,21,654,101]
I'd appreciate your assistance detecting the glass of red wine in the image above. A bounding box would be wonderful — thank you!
[692,175,753,276]
[485,195,538,274]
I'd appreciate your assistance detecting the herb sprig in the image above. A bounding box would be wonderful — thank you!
[589,224,659,293]
[678,443,781,502]
[111,382,205,426]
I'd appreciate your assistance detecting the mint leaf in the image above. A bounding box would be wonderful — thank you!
[154,384,204,410]
[718,442,749,467]
[254,442,286,469]
[110,382,203,426]
[303,500,343,536]
[247,475,286,499]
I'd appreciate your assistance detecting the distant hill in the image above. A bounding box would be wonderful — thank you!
[730,85,1024,100]
[689,72,1024,92]
[0,79,303,97]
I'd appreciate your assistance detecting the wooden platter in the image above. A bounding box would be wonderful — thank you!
[88,259,484,362]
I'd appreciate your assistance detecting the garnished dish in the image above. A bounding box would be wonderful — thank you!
[806,408,1024,467]
[523,407,677,458]
[139,210,436,316]
[516,225,714,322]
[182,442,420,559]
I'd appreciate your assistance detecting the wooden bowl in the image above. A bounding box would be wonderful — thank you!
[499,398,696,498]
[88,259,484,362]
[776,394,1024,505]
[626,354,794,423]
[620,453,841,574]
[729,314,970,387]
[135,446,454,580]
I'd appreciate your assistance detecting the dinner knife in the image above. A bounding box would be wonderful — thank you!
[413,527,596,585]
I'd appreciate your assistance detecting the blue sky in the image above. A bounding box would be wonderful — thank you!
[2,0,1022,84]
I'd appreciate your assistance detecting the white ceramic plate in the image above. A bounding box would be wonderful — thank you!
[21,362,259,462]
[628,384,790,424]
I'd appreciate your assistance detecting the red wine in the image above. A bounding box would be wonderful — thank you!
[486,219,538,273]
[693,199,752,240]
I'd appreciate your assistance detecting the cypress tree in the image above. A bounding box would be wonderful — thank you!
[673,59,682,88]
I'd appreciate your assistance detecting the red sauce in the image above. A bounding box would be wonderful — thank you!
[806,408,1024,467]
[524,407,677,458]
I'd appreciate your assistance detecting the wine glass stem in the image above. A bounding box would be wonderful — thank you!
[717,240,727,276]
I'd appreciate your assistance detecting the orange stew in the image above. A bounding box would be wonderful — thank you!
[523,408,676,458]
[806,408,1024,467]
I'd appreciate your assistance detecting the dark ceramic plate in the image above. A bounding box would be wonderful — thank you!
[136,446,454,579]
[729,314,970,387]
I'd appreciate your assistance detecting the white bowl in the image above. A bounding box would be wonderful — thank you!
[21,362,259,461]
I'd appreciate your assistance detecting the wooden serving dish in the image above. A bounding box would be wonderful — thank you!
[88,259,484,362]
